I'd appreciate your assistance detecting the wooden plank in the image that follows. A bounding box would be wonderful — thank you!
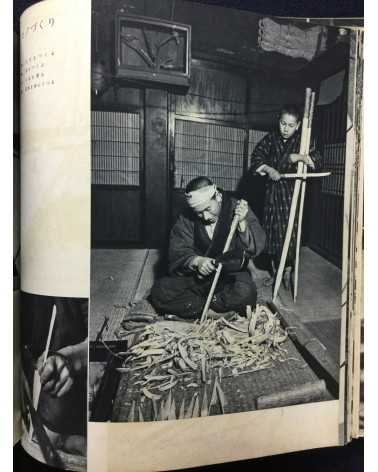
[268,301,339,396]
[256,380,327,410]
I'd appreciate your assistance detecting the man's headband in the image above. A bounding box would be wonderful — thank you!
[185,184,217,211]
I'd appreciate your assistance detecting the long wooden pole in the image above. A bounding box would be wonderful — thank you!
[272,88,312,302]
[29,304,57,441]
[294,92,316,301]
[42,304,57,364]
[200,215,240,324]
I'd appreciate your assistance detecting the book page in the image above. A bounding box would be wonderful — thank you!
[17,0,363,470]
[87,2,363,471]
[19,0,90,470]
[20,0,90,298]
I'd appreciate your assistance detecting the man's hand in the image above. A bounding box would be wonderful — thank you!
[289,153,315,169]
[37,353,74,398]
[192,256,217,276]
[235,199,248,232]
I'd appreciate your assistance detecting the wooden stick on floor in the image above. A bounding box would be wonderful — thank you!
[294,92,316,302]
[200,215,240,324]
[29,304,57,441]
[272,88,312,302]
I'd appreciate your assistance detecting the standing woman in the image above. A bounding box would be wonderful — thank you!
[249,105,322,288]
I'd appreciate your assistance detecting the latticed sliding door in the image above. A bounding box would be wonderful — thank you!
[306,81,348,267]
[92,111,140,186]
[91,110,143,245]
[308,141,346,265]
[171,119,247,223]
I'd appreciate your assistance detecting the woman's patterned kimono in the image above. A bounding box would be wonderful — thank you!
[249,129,322,265]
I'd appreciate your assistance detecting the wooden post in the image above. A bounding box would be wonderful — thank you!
[144,89,169,248]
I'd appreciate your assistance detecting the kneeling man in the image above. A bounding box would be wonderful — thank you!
[150,177,266,319]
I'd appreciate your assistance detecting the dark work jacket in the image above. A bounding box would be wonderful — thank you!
[168,193,266,275]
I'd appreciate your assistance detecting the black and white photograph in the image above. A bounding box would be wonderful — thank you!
[20,293,88,470]
[88,0,355,423]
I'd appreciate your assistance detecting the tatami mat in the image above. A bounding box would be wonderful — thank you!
[90,249,149,340]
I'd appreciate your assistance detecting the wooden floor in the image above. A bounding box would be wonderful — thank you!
[274,247,341,323]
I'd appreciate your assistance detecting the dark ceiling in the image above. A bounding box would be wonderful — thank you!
[91,0,354,75]
[171,1,343,72]
[14,0,364,24]
[15,0,362,75]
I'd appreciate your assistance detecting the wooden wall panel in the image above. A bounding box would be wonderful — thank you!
[92,186,113,243]
[111,189,141,241]
[144,89,170,248]
[174,63,247,125]
[92,187,141,245]
[92,87,141,111]
[247,71,304,130]
[306,193,344,267]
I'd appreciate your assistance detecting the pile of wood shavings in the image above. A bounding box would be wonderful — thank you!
[118,304,289,401]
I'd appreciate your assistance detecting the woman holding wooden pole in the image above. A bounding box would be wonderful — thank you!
[248,102,322,289]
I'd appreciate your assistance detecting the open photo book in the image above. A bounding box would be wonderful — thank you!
[14,0,364,470]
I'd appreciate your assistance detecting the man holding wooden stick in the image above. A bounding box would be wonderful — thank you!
[150,176,266,319]
[248,104,323,289]
[22,296,88,456]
